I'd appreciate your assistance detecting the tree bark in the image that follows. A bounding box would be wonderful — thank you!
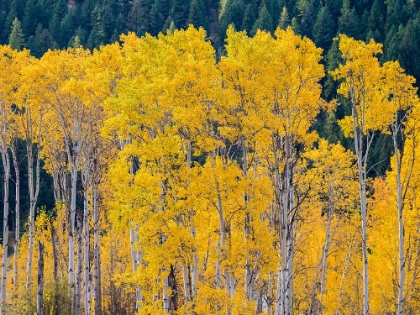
[37,241,44,315]
[51,225,59,315]
[352,107,370,315]
[83,166,91,315]
[393,126,405,315]
[274,135,294,315]
[24,108,43,290]
[0,128,10,315]
[75,210,83,315]
[10,143,19,299]
[93,181,102,315]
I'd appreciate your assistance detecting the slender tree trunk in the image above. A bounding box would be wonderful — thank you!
[242,141,253,301]
[182,141,196,305]
[274,135,294,315]
[168,264,178,311]
[181,261,191,303]
[51,225,59,315]
[57,100,83,310]
[184,141,200,306]
[394,127,405,315]
[26,141,41,289]
[352,112,370,315]
[10,144,19,298]
[214,158,235,314]
[93,182,102,315]
[287,164,295,314]
[317,192,335,314]
[68,167,77,309]
[26,111,42,289]
[75,210,83,315]
[37,241,44,315]
[0,137,10,315]
[26,139,34,288]
[83,168,91,315]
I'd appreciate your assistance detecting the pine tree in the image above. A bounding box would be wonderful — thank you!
[386,0,406,32]
[313,6,336,50]
[242,3,258,34]
[291,16,301,34]
[60,13,73,48]
[383,24,404,63]
[368,0,386,42]
[128,0,143,36]
[300,4,315,37]
[102,3,116,41]
[9,17,24,50]
[218,0,245,39]
[22,0,38,39]
[36,26,54,57]
[399,17,420,79]
[338,0,362,39]
[187,0,209,32]
[251,4,273,36]
[172,0,190,30]
[162,15,175,33]
[278,6,290,30]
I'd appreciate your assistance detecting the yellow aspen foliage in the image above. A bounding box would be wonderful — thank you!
[332,35,386,136]
[6,24,420,315]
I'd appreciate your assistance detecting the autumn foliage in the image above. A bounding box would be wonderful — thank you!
[0,26,419,315]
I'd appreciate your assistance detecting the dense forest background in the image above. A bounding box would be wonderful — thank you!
[2,0,420,77]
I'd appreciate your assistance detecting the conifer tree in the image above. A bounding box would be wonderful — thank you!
[278,6,290,29]
[127,1,141,35]
[22,0,38,39]
[242,3,257,34]
[9,17,24,50]
[338,0,362,39]
[187,0,208,32]
[251,4,273,35]
[172,0,190,30]
[313,5,336,50]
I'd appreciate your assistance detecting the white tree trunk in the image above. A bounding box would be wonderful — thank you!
[24,108,43,290]
[37,241,44,315]
[10,144,19,298]
[0,138,10,315]
[92,181,101,315]
[51,225,59,315]
[393,127,405,315]
[69,167,78,307]
[75,210,83,315]
[352,110,370,315]
[274,135,294,315]
[83,167,91,315]
[316,192,336,314]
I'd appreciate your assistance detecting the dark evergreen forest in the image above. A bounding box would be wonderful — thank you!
[2,0,420,76]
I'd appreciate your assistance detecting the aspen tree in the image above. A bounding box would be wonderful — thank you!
[381,61,418,315]
[219,27,281,311]
[221,27,326,315]
[33,47,93,311]
[104,32,170,312]
[168,26,220,311]
[333,35,386,315]
[302,140,358,313]
[0,46,29,315]
[16,54,46,290]
[10,140,20,298]
[82,43,122,315]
